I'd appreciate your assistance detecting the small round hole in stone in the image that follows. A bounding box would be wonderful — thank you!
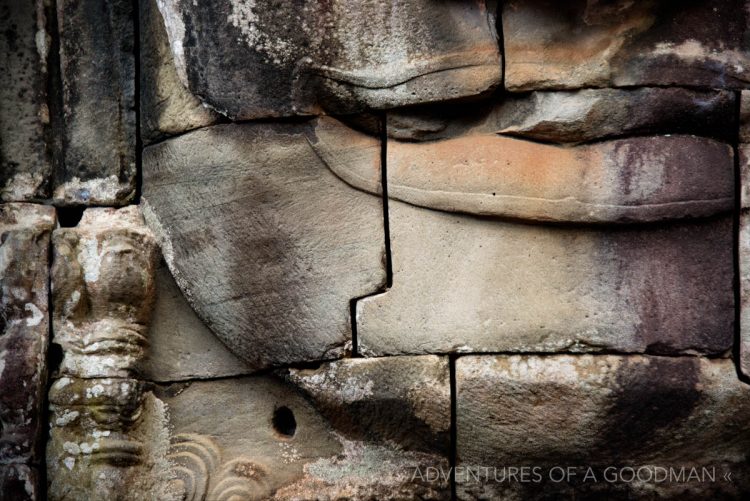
[272,406,296,438]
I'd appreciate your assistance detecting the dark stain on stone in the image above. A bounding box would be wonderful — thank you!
[607,216,734,355]
[598,357,701,461]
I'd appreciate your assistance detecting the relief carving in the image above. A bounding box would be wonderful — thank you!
[47,206,167,501]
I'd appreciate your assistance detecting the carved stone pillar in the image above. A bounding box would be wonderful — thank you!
[47,206,168,500]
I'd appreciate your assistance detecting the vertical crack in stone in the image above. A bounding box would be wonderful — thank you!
[45,0,65,203]
[132,0,143,204]
[350,113,392,358]
[381,113,393,289]
[495,0,506,90]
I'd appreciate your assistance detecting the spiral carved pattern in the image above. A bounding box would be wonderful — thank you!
[209,457,271,501]
[165,433,222,501]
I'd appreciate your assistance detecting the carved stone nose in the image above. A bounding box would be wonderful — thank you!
[158,0,503,118]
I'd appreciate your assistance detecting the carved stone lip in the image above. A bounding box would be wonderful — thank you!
[311,119,734,224]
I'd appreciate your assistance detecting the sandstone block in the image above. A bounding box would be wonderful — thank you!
[385,88,737,144]
[286,355,450,455]
[156,0,501,119]
[358,201,733,356]
[456,355,750,499]
[141,261,254,382]
[495,88,737,144]
[142,119,385,369]
[55,0,136,205]
[0,203,55,465]
[156,374,449,500]
[503,0,750,91]
[0,1,55,202]
[139,0,219,144]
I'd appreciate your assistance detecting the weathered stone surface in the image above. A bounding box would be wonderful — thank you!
[503,0,750,91]
[0,203,55,466]
[139,0,219,144]
[142,119,385,369]
[358,200,733,356]
[387,134,733,223]
[456,355,750,499]
[320,121,734,223]
[157,0,501,119]
[51,206,159,378]
[742,91,750,143]
[55,0,136,205]
[48,206,166,501]
[742,146,750,211]
[47,380,171,501]
[741,145,750,378]
[157,374,449,500]
[495,88,737,144]
[285,355,450,455]
[141,261,254,382]
[742,210,750,378]
[0,1,54,202]
[0,464,40,501]
[384,88,737,144]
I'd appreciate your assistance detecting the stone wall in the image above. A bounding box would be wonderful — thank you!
[2,0,750,499]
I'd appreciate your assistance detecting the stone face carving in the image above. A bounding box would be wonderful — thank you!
[47,206,168,501]
[502,0,750,91]
[456,355,750,499]
[0,203,55,500]
[55,0,136,205]
[51,207,159,378]
[1,0,747,498]
[358,201,733,356]
[0,1,55,202]
[142,118,386,369]
[156,0,501,119]
[383,88,737,144]
[139,0,219,144]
